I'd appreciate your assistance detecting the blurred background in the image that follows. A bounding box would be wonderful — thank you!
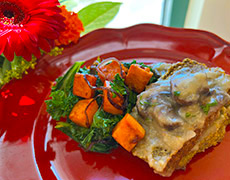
[72,0,230,41]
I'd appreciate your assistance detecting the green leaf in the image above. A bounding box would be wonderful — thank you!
[79,66,90,74]
[123,60,137,69]
[46,90,79,120]
[56,109,122,153]
[78,2,122,35]
[46,61,84,120]
[53,61,84,92]
[126,89,137,113]
[59,0,78,10]
[110,74,127,96]
[55,121,72,128]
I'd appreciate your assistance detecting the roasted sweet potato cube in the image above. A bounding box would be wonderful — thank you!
[103,81,123,115]
[69,98,98,128]
[73,73,97,98]
[97,60,126,82]
[112,113,145,152]
[125,64,153,93]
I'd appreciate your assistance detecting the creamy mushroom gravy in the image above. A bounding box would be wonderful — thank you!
[131,60,230,174]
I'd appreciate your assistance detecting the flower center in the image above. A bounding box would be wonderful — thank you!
[0,1,25,25]
[3,10,14,19]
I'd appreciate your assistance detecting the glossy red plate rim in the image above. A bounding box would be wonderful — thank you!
[1,23,230,180]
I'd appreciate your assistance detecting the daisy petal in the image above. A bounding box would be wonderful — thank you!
[0,0,65,61]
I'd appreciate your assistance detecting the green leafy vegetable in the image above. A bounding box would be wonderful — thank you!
[126,89,137,113]
[45,61,84,120]
[52,61,84,93]
[78,2,122,35]
[121,60,159,113]
[201,100,218,115]
[46,90,79,120]
[110,74,127,96]
[109,63,159,113]
[122,60,138,69]
[79,66,90,74]
[46,59,160,153]
[92,109,122,139]
[56,109,122,153]
[46,61,122,153]
[148,73,159,84]
[95,74,103,86]
[97,56,102,63]
[109,73,138,113]
[123,60,152,69]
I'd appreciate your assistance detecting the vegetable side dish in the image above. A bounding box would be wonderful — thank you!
[46,58,230,177]
[46,58,158,153]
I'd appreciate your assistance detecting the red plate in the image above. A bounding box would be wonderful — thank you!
[1,24,230,180]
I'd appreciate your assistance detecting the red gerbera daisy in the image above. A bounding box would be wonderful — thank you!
[0,0,65,61]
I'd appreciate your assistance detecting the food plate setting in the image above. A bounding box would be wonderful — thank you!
[0,1,230,180]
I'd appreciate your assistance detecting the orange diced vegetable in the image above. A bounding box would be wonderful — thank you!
[97,60,126,82]
[103,80,123,115]
[112,113,145,152]
[69,98,98,128]
[73,73,97,98]
[125,64,153,93]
